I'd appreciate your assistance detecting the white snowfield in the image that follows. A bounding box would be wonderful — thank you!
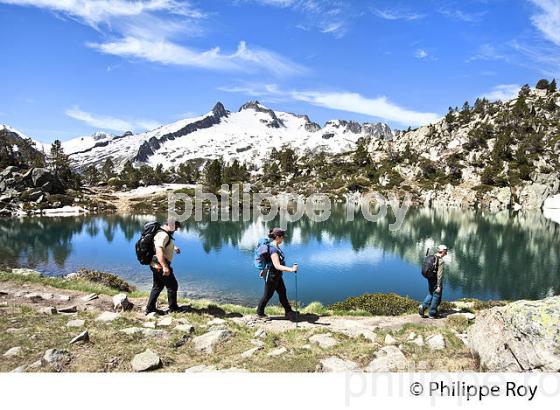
[116,183,195,197]
[55,102,393,170]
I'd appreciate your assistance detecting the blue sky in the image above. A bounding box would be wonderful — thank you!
[1,0,559,142]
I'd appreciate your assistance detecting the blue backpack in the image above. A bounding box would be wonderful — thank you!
[254,238,272,271]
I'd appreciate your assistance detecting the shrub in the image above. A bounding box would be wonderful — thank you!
[67,268,136,292]
[330,293,418,316]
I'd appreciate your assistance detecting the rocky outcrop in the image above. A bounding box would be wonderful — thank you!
[0,167,65,215]
[467,296,560,371]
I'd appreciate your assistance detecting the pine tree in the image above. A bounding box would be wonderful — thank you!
[204,159,223,191]
[354,140,371,167]
[49,140,76,187]
[536,79,550,90]
[549,79,557,93]
[83,165,100,186]
[101,158,115,180]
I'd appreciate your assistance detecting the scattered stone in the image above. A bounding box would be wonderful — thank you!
[455,333,469,346]
[241,346,264,359]
[318,357,359,372]
[193,329,233,354]
[254,328,266,338]
[66,319,85,328]
[173,335,191,348]
[42,349,71,370]
[158,317,173,327]
[24,293,43,302]
[58,295,71,302]
[184,364,216,373]
[131,349,161,372]
[121,327,165,338]
[11,365,27,373]
[309,333,339,349]
[448,312,476,321]
[96,311,120,322]
[145,312,157,319]
[301,344,312,350]
[40,306,57,315]
[40,293,54,300]
[384,334,397,345]
[80,293,98,302]
[267,347,287,357]
[366,346,409,372]
[407,332,417,341]
[143,322,157,328]
[220,367,248,372]
[207,318,226,326]
[113,293,133,312]
[28,360,42,369]
[250,339,265,348]
[58,305,78,313]
[426,334,446,351]
[410,336,425,347]
[3,346,22,358]
[174,323,194,333]
[69,330,89,344]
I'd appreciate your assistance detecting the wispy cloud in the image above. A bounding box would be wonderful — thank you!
[466,43,509,63]
[220,83,440,126]
[438,8,487,23]
[245,0,352,38]
[89,38,306,76]
[528,0,560,46]
[482,84,521,101]
[2,0,304,76]
[372,8,425,21]
[66,106,160,132]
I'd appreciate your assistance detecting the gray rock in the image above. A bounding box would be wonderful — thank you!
[309,333,339,349]
[131,349,161,372]
[143,321,156,328]
[58,305,78,313]
[157,317,173,327]
[384,334,397,345]
[193,329,233,353]
[447,312,476,321]
[66,319,85,328]
[69,330,89,344]
[3,346,22,357]
[42,349,70,370]
[250,339,265,348]
[207,318,226,326]
[267,347,287,357]
[254,328,266,338]
[11,365,28,373]
[58,295,71,302]
[174,323,194,333]
[39,306,57,315]
[366,346,408,372]
[80,293,98,302]
[121,327,165,338]
[240,346,263,359]
[467,296,560,371]
[318,357,359,372]
[426,334,446,350]
[96,311,120,322]
[113,293,133,311]
[184,364,216,372]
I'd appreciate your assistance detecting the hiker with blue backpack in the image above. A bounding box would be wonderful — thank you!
[418,244,448,319]
[255,227,299,320]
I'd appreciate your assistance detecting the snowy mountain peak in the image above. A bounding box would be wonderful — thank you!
[211,102,229,118]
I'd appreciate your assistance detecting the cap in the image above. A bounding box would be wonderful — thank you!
[270,227,286,237]
[167,218,182,229]
[438,244,448,252]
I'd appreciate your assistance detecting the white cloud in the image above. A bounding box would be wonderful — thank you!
[466,43,508,63]
[220,83,440,126]
[372,8,425,21]
[66,106,160,132]
[438,8,487,23]
[415,49,428,59]
[482,84,521,101]
[89,38,306,76]
[3,0,304,77]
[529,0,560,46]
[0,0,201,26]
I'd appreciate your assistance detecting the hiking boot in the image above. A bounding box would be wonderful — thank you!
[418,304,426,318]
[285,311,298,321]
[428,314,442,320]
[256,313,268,319]
[145,308,166,316]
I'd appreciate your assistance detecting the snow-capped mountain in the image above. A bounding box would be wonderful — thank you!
[62,101,393,170]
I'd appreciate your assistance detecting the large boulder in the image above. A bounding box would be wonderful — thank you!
[467,296,560,371]
[192,329,232,354]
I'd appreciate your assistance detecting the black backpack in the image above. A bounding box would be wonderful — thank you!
[135,222,170,265]
[421,254,439,279]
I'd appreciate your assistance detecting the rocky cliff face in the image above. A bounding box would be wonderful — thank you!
[364,85,560,210]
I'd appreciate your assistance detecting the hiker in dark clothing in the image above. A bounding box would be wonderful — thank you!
[256,227,298,319]
[146,219,182,315]
[419,244,447,319]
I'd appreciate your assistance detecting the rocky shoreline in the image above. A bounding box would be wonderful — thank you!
[1,268,558,373]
